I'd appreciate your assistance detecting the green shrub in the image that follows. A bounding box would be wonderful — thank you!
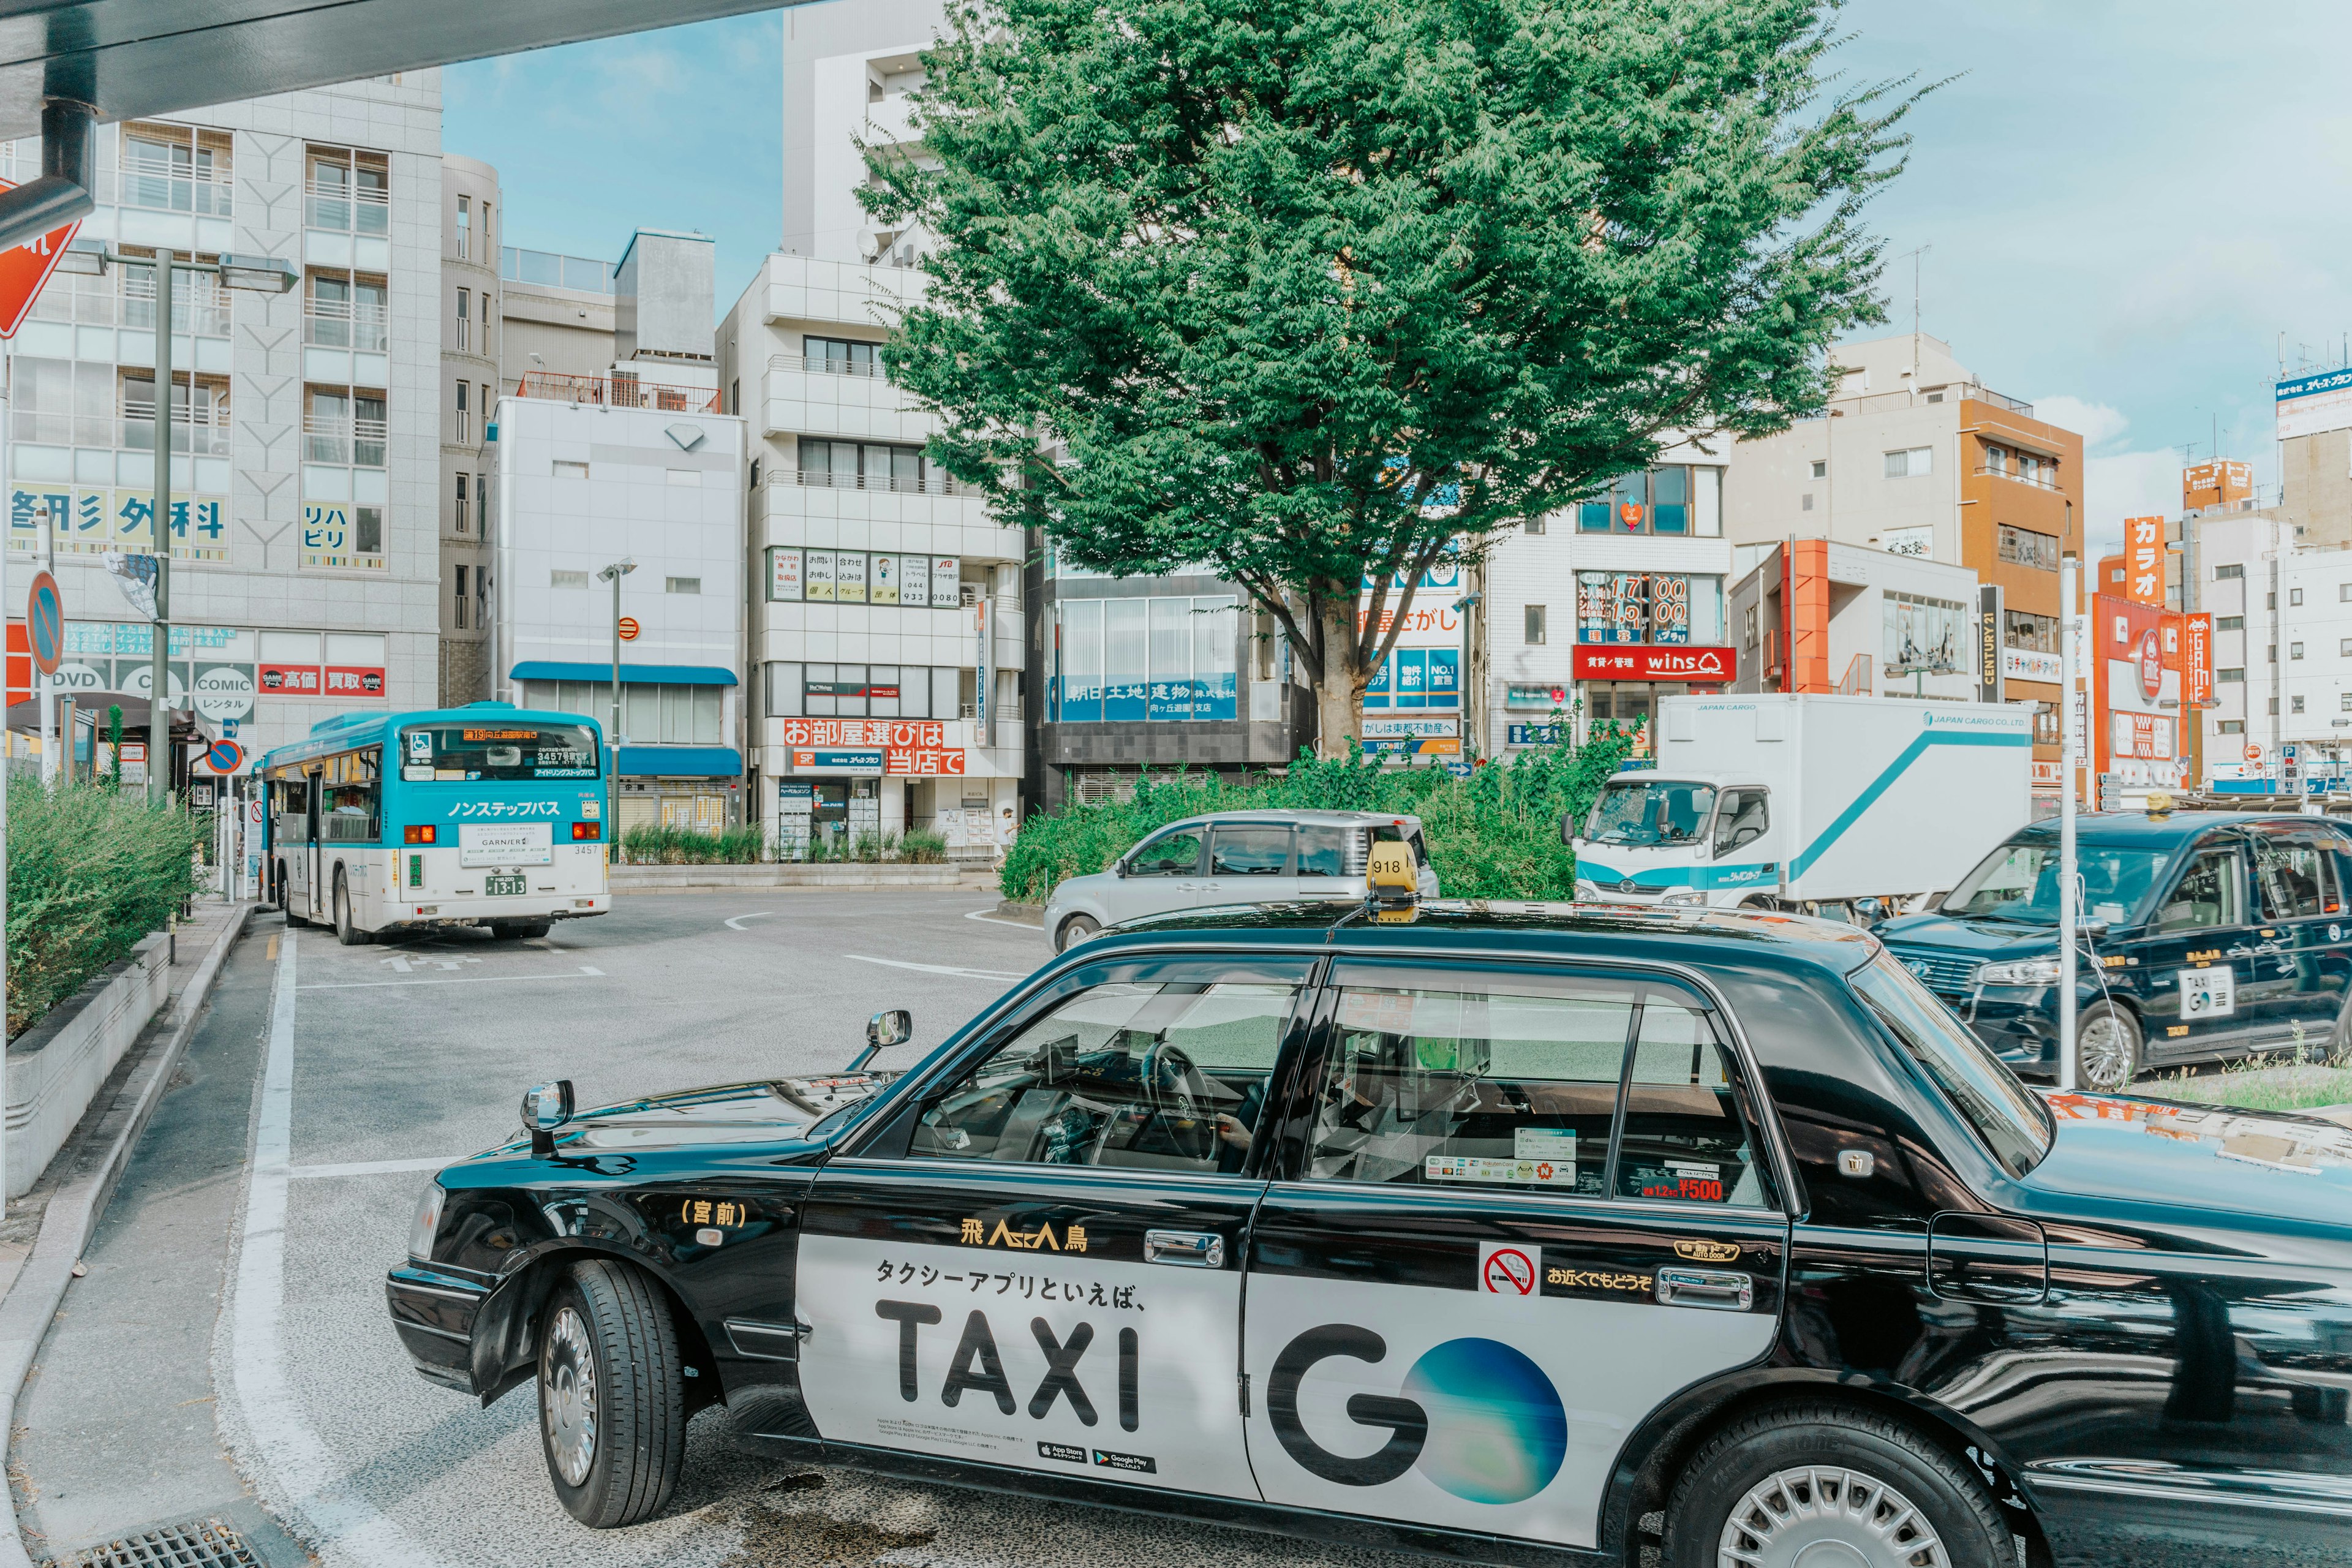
[899,828,949,863]
[9,784,205,1038]
[998,720,1634,903]
[619,823,767,865]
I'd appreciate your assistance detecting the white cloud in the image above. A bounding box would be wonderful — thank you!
[2032,394,2131,452]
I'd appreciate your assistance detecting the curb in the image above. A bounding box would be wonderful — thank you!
[0,902,254,1568]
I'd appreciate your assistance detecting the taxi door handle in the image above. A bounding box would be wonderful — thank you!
[1144,1229,1226,1268]
[1655,1266,1753,1312]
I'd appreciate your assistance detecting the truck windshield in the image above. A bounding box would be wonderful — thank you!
[1585,780,1716,847]
[1852,956,2052,1177]
[1940,840,2168,925]
[399,723,600,781]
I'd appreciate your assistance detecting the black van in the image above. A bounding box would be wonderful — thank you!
[1876,809,2352,1090]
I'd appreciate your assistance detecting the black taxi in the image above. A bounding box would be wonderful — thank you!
[1876,810,2352,1092]
[388,894,2352,1568]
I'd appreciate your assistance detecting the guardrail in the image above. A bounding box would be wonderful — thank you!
[516,371,720,413]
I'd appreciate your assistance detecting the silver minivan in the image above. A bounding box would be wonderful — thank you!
[1039,809,1440,951]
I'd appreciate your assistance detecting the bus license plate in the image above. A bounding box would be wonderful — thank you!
[484,873,527,897]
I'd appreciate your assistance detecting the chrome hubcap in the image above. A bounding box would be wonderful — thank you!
[1718,1465,1947,1568]
[2079,1016,2134,1091]
[543,1305,598,1487]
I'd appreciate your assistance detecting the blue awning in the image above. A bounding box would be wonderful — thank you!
[617,745,742,778]
[511,662,738,687]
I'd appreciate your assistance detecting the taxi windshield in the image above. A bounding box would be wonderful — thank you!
[399,723,600,781]
[1852,955,2052,1177]
[1939,839,2169,925]
[1584,779,1717,848]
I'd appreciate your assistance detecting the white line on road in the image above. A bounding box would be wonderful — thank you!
[228,930,433,1564]
[845,953,1025,982]
[723,911,774,930]
[290,1155,459,1180]
[297,970,605,992]
[963,907,1042,930]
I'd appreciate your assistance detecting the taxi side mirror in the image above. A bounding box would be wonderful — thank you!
[522,1079,574,1158]
[851,1009,913,1071]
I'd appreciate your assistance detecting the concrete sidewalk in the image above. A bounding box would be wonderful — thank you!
[1,904,307,1566]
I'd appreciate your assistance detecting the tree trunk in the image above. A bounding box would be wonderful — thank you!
[1312,599,1367,759]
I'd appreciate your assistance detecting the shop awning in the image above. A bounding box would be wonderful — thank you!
[511,662,737,687]
[618,745,743,778]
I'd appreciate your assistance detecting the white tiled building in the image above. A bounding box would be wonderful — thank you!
[4,75,442,775]
[2190,511,2352,787]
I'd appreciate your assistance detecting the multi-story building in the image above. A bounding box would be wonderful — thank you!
[1721,333,2084,786]
[496,244,617,390]
[2186,511,2352,787]
[1724,541,1988,703]
[4,76,442,776]
[491,230,747,833]
[439,154,500,704]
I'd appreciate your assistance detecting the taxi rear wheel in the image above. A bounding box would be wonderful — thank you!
[1664,1403,2010,1568]
[2076,1003,2142,1093]
[1055,913,1099,952]
[537,1259,685,1527]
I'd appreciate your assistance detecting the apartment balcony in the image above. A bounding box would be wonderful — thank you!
[753,469,1017,560]
[761,354,934,443]
[301,414,388,469]
[1975,462,2064,493]
[304,180,391,272]
[118,164,233,219]
[303,303,391,390]
[517,370,720,414]
[760,253,929,329]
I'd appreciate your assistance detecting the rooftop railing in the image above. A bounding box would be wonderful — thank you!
[775,466,977,497]
[516,371,719,413]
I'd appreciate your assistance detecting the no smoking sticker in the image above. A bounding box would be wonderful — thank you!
[1479,1243,1539,1298]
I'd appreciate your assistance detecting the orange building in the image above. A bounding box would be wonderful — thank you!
[1953,396,2085,775]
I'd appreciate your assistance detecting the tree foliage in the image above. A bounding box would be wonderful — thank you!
[871,0,1923,747]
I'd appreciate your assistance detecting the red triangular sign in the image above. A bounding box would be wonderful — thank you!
[0,178,82,339]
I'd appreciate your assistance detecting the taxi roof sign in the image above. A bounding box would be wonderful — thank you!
[1365,840,1419,924]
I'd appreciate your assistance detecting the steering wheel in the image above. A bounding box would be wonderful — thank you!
[1138,1041,1216,1158]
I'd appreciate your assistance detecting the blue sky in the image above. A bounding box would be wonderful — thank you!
[447,2,2352,555]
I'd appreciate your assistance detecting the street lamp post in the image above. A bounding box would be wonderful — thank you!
[58,243,296,805]
[597,559,635,861]
[2058,555,2079,1093]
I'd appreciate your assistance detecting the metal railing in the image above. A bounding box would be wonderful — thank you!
[304,179,390,236]
[1835,654,1872,695]
[1833,383,2036,419]
[29,275,231,336]
[117,164,233,217]
[9,410,233,456]
[516,371,719,413]
[302,414,388,467]
[1975,462,2063,492]
[118,413,234,457]
[782,467,975,497]
[302,302,390,353]
[770,351,884,379]
[1951,383,2035,416]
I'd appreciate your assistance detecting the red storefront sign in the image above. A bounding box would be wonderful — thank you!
[323,665,386,698]
[1571,645,1737,683]
[779,718,948,748]
[886,746,966,775]
[259,663,322,695]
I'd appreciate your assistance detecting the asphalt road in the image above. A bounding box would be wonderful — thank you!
[156,891,1416,1568]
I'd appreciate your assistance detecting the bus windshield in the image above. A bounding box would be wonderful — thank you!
[400,722,600,781]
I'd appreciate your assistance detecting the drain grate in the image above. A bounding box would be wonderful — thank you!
[57,1519,260,1568]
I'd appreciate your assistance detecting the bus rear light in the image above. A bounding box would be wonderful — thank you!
[571,821,600,841]
[404,825,437,844]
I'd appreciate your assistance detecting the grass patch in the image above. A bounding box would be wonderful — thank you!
[9,783,204,1038]
[2146,1055,2352,1115]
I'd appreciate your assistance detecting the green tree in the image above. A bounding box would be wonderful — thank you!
[870,0,1921,752]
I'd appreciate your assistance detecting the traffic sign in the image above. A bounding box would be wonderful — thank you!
[206,739,245,774]
[2244,742,2263,764]
[0,180,83,339]
[617,616,641,642]
[26,570,61,674]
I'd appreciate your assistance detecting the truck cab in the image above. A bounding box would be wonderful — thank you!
[1569,771,1781,907]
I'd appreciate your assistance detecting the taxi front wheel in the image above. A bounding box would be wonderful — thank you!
[538,1259,686,1527]
[1663,1403,2011,1568]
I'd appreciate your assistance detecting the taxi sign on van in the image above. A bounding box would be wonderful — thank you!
[1366,840,1419,924]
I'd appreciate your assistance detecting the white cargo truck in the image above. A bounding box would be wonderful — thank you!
[1566,693,2034,917]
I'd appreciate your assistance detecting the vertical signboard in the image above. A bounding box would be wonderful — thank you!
[2122,516,2166,606]
[1976,583,2003,704]
[767,546,803,601]
[2182,611,2212,711]
[975,592,993,748]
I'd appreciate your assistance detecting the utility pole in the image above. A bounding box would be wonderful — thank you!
[597,558,635,861]
[148,253,172,805]
[2058,555,2078,1093]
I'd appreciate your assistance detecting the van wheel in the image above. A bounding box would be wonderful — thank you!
[492,921,553,940]
[539,1259,685,1528]
[334,871,369,946]
[2078,1003,2142,1092]
[1055,914,1100,952]
[1664,1403,2009,1568]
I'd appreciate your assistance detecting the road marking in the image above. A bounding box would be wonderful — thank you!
[290,1155,458,1180]
[724,911,774,930]
[265,934,279,961]
[963,907,1041,930]
[845,953,1025,982]
[228,930,432,1564]
[297,971,604,992]
[579,965,604,976]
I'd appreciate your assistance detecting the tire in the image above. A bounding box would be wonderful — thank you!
[1664,1402,2010,1568]
[2332,991,2352,1064]
[334,872,369,946]
[2077,1001,2142,1093]
[492,921,554,941]
[1055,913,1100,953]
[538,1259,685,1528]
[278,862,309,927]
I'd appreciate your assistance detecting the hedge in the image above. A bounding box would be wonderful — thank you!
[9,783,204,1038]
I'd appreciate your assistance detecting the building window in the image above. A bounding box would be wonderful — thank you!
[455,195,470,260]
[2342,638,2352,657]
[1577,572,1725,645]
[1525,514,1544,535]
[1884,592,1967,675]
[305,146,388,235]
[454,287,470,352]
[454,380,469,445]
[2269,698,2280,715]
[730,378,740,415]
[2219,720,2244,734]
[803,336,881,375]
[1996,525,2059,570]
[2290,587,2304,606]
[1810,459,1826,479]
[554,459,587,480]
[1575,466,1722,536]
[2217,667,2245,682]
[1801,493,1814,511]
[454,472,469,533]
[1525,604,1547,646]
[2341,582,2351,601]
[551,569,590,589]
[666,576,701,595]
[2003,610,2059,653]
[2267,592,2277,609]
[1743,605,1758,647]
[1983,444,2007,474]
[304,267,388,352]
[1050,598,1242,722]
[797,436,952,494]
[454,564,469,628]
[2032,706,2059,745]
[2292,695,2305,714]
[2215,564,2243,581]
[121,123,232,216]
[475,472,486,532]
[1883,447,1932,478]
[2269,644,2277,663]
[2217,615,2243,631]
[666,469,702,487]
[2342,692,2352,712]
[2291,641,2305,660]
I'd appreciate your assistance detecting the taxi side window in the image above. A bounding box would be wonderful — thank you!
[2156,846,2245,932]
[1613,1005,1766,1205]
[908,980,1297,1174]
[1306,984,1627,1196]
[1128,831,1203,877]
[2255,837,2342,920]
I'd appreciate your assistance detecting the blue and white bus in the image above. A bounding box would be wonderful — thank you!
[259,703,611,944]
